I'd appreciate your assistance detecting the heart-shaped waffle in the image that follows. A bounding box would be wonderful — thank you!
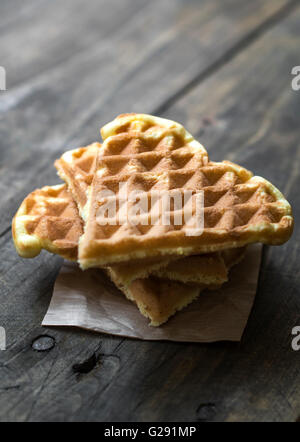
[12,184,83,260]
[78,114,293,269]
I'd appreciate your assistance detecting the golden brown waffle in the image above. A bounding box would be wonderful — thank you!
[55,142,101,219]
[153,247,246,285]
[13,184,234,284]
[115,247,246,325]
[55,140,247,287]
[12,184,83,260]
[79,114,293,269]
[117,246,244,326]
[12,113,294,326]
[106,256,174,287]
[153,253,228,285]
[108,247,246,287]
[118,277,203,326]
[56,143,175,280]
[13,185,240,325]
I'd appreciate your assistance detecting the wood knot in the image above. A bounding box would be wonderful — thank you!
[72,353,98,374]
[32,335,55,352]
[196,403,217,421]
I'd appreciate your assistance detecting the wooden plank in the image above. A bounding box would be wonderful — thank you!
[0,0,300,422]
[0,0,150,88]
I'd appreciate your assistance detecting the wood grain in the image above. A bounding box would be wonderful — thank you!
[0,0,299,422]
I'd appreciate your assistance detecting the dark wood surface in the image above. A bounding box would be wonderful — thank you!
[0,0,299,422]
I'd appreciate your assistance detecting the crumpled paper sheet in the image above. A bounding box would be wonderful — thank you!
[42,244,262,343]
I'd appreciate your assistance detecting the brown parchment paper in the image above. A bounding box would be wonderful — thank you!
[42,244,262,342]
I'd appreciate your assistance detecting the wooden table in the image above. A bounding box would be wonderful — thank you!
[0,0,299,422]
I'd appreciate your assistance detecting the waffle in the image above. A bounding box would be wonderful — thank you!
[13,185,242,325]
[13,184,233,283]
[152,251,236,285]
[112,247,246,325]
[78,113,293,269]
[55,140,248,287]
[110,248,246,325]
[117,277,204,326]
[12,113,294,325]
[12,184,83,260]
[55,142,101,219]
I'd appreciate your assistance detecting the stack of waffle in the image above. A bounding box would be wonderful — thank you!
[12,114,293,326]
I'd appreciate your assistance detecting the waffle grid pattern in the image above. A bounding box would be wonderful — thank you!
[55,142,101,217]
[12,184,83,260]
[79,115,293,268]
[13,184,233,286]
